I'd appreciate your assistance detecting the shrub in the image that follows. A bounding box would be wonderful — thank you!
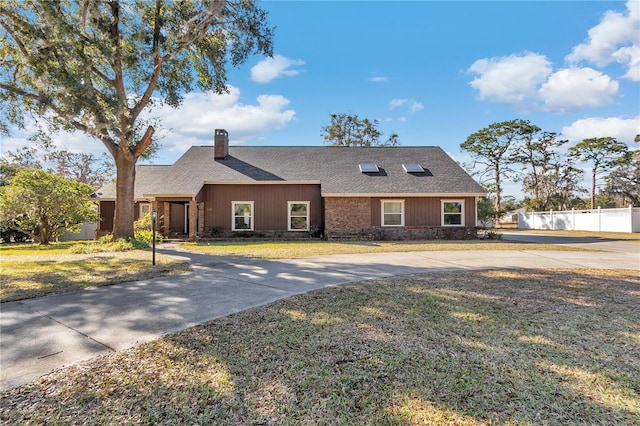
[308,224,323,238]
[478,229,503,240]
[70,235,131,253]
[206,226,222,237]
[134,213,153,231]
[1,226,30,243]
[134,213,163,246]
[69,232,158,253]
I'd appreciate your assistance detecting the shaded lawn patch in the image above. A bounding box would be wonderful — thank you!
[181,239,590,259]
[1,268,638,425]
[1,244,190,302]
[0,241,76,256]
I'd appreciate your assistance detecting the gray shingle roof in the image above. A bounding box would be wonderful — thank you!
[97,146,485,198]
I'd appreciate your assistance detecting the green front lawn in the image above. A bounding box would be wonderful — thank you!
[181,239,588,259]
[0,242,190,302]
[2,268,638,424]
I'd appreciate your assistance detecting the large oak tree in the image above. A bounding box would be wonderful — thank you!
[0,0,274,239]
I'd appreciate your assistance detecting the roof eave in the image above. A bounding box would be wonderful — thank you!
[322,192,487,197]
[203,180,322,185]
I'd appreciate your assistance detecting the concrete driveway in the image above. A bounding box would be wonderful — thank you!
[500,230,640,253]
[1,238,639,391]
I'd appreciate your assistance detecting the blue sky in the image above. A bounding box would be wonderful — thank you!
[3,0,639,199]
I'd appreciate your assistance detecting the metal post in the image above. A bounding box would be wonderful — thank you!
[152,211,157,265]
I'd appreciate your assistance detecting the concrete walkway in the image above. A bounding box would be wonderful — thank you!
[1,237,638,391]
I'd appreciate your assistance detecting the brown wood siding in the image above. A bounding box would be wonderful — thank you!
[464,197,477,226]
[371,197,477,226]
[99,201,115,232]
[170,203,186,233]
[198,184,322,231]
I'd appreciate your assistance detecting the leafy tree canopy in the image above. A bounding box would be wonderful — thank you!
[0,168,98,244]
[460,119,538,212]
[0,0,274,239]
[604,148,640,206]
[568,137,630,209]
[1,141,113,188]
[321,113,399,147]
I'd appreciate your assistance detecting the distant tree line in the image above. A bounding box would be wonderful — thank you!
[0,141,113,188]
[460,119,638,219]
[321,113,399,147]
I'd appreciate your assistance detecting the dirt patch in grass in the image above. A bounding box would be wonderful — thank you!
[182,239,590,259]
[0,248,190,302]
[2,269,638,425]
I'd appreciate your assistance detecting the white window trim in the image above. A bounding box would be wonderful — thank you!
[381,199,405,227]
[232,201,254,231]
[441,200,465,227]
[288,201,310,231]
[139,203,151,216]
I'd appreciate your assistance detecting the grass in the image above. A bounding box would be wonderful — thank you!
[0,242,190,302]
[181,239,591,259]
[1,268,638,425]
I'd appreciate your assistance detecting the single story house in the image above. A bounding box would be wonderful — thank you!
[96,129,486,240]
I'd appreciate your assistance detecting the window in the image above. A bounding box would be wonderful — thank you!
[359,163,379,173]
[288,202,310,231]
[232,201,254,231]
[442,200,464,226]
[139,203,151,216]
[402,163,424,173]
[382,200,404,227]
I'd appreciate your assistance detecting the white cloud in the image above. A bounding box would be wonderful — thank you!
[468,52,552,104]
[566,0,640,81]
[389,98,423,113]
[3,87,296,164]
[149,87,295,155]
[560,116,640,146]
[468,53,621,112]
[250,54,305,83]
[0,121,109,159]
[538,67,619,113]
[389,98,407,109]
[369,76,389,83]
[410,101,424,113]
[613,44,640,81]
[468,2,638,111]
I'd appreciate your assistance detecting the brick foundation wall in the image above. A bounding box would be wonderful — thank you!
[325,197,372,237]
[371,226,478,240]
[326,226,478,240]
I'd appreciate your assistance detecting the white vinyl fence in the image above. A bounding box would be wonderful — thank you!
[518,206,640,233]
[59,222,98,241]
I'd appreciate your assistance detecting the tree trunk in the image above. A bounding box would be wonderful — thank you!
[494,164,501,213]
[591,169,596,209]
[38,214,51,244]
[112,151,137,240]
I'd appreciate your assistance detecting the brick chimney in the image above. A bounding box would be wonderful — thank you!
[214,129,228,160]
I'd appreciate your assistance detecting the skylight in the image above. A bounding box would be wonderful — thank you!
[359,163,379,173]
[402,163,424,173]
